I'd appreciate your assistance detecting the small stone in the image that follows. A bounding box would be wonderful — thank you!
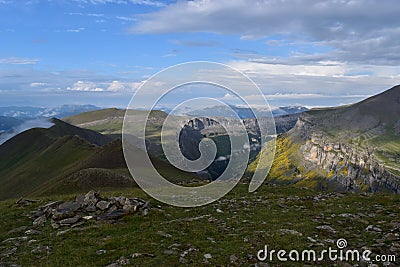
[117,256,130,265]
[365,225,382,232]
[157,231,172,238]
[56,229,71,236]
[51,220,60,229]
[204,253,212,259]
[31,245,51,255]
[180,247,198,258]
[25,229,41,235]
[307,236,317,242]
[114,196,126,207]
[163,249,175,255]
[41,201,63,209]
[96,249,107,255]
[280,229,303,236]
[131,252,154,258]
[230,254,238,263]
[59,216,81,225]
[338,213,355,218]
[33,215,47,227]
[70,221,85,228]
[122,199,138,213]
[216,209,223,213]
[316,225,337,234]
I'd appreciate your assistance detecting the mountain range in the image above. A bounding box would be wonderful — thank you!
[178,105,308,119]
[0,85,398,199]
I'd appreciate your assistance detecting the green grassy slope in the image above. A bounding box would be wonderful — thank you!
[0,119,200,200]
[0,184,399,266]
[63,108,168,135]
[0,131,97,199]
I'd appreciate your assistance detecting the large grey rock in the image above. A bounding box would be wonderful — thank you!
[83,190,99,207]
[58,201,80,212]
[96,201,111,211]
[97,210,128,221]
[52,209,75,220]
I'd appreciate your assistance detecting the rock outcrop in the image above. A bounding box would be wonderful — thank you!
[300,133,400,193]
[30,191,151,230]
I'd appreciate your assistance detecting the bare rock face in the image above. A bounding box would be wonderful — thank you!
[31,191,151,229]
[295,124,400,193]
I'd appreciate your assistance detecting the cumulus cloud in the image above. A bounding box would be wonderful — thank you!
[131,0,400,65]
[67,80,143,92]
[67,81,105,91]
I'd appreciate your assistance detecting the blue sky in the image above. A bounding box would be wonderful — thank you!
[1,0,400,109]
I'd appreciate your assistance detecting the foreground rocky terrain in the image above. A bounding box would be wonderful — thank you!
[0,185,399,266]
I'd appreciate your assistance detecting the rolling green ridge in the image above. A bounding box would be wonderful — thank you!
[0,119,199,200]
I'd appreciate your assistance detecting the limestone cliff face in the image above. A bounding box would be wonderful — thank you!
[294,116,400,193]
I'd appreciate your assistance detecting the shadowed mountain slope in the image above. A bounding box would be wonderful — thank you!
[0,119,198,200]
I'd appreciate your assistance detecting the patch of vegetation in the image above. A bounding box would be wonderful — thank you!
[0,184,399,266]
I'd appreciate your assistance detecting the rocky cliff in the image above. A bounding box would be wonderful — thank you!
[286,85,400,193]
[297,128,400,193]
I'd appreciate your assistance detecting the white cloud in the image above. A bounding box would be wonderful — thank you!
[0,57,39,65]
[228,60,346,77]
[67,81,104,92]
[67,80,143,92]
[66,27,86,33]
[116,16,136,22]
[131,0,400,66]
[30,82,47,87]
[72,0,165,7]
[162,53,177,58]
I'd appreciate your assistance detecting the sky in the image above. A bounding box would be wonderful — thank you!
[1,0,400,109]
